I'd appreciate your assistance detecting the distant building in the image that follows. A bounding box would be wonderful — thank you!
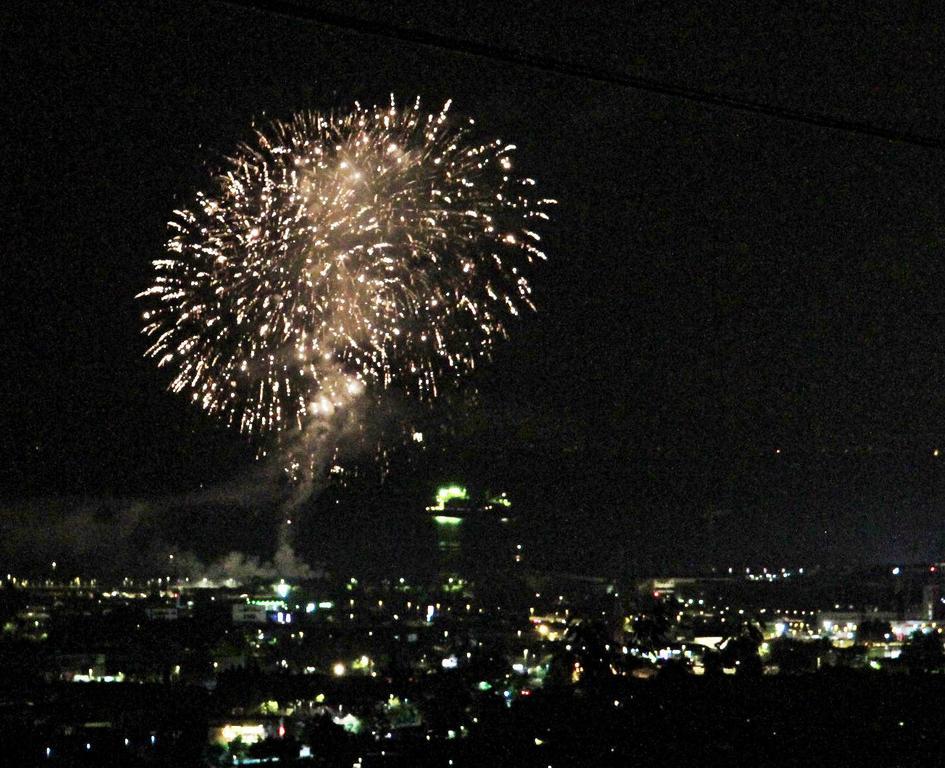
[426,485,516,575]
[922,583,944,621]
[208,719,273,747]
[55,652,110,682]
[232,604,268,624]
[231,601,293,625]
[145,607,179,621]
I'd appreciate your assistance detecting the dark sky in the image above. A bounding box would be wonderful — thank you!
[5,0,945,573]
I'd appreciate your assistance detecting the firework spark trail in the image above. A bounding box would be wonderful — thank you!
[139,96,552,503]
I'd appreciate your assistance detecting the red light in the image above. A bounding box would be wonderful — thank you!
[278,723,285,738]
[931,566,937,573]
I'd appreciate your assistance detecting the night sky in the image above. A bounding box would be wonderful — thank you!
[6,0,945,573]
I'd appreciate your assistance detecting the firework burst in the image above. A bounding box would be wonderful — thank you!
[139,96,552,476]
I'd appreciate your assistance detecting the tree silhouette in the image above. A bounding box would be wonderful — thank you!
[628,600,672,650]
[564,619,612,686]
[719,621,763,675]
[769,637,827,674]
[901,630,944,673]
[855,619,893,645]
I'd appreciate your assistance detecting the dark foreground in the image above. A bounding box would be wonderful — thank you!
[3,671,943,767]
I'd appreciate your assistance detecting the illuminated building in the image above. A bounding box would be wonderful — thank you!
[209,721,271,747]
[232,604,269,624]
[426,485,516,575]
[231,600,293,625]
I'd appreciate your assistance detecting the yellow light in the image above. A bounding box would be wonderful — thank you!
[219,724,265,745]
[332,662,346,676]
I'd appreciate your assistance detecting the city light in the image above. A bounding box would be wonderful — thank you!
[489,492,512,508]
[219,724,266,745]
[332,713,362,734]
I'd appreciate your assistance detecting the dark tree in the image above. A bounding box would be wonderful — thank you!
[769,637,827,674]
[901,630,945,673]
[855,619,893,645]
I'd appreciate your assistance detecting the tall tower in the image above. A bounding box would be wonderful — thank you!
[426,485,514,577]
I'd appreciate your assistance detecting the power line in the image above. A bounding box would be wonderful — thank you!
[220,0,945,150]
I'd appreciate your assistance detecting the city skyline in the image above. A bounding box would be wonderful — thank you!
[8,5,945,765]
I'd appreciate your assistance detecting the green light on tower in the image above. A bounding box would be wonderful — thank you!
[434,485,468,510]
